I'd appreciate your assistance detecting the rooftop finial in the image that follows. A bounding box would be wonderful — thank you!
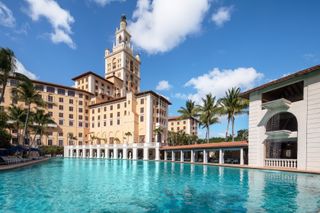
[121,14,127,23]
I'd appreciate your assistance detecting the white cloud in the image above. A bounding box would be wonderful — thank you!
[173,93,188,100]
[211,6,233,27]
[15,59,37,80]
[25,0,76,49]
[91,0,125,7]
[128,0,210,54]
[0,1,15,27]
[156,80,171,91]
[185,67,263,103]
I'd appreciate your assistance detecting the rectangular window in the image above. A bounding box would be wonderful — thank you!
[117,104,120,109]
[68,91,75,97]
[79,108,83,113]
[47,87,55,93]
[79,115,83,120]
[140,107,144,113]
[140,98,144,104]
[59,105,63,110]
[140,116,144,122]
[104,107,107,112]
[110,105,113,110]
[117,112,120,117]
[48,95,53,102]
[110,120,113,126]
[58,140,63,146]
[110,113,113,118]
[69,99,74,104]
[79,101,83,105]
[69,114,74,119]
[59,97,64,103]
[69,106,73,112]
[48,139,53,146]
[78,133,83,138]
[69,120,74,126]
[59,120,63,125]
[79,122,83,127]
[58,88,65,95]
[79,94,83,99]
[35,85,44,91]
[59,113,63,118]
[48,103,53,109]
[59,132,63,137]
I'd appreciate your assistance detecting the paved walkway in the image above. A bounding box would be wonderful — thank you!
[0,158,50,171]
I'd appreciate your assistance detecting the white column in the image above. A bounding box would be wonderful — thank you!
[97,148,101,159]
[76,148,79,158]
[145,95,153,143]
[164,151,168,161]
[105,149,109,159]
[132,147,138,160]
[123,148,128,160]
[143,148,149,160]
[155,148,160,161]
[113,148,118,159]
[172,151,175,162]
[64,146,69,157]
[89,147,93,158]
[180,150,184,162]
[240,148,244,165]
[219,149,224,164]
[190,150,195,163]
[203,149,208,164]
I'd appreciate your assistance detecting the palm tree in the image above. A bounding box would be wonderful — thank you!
[153,127,163,143]
[219,87,249,142]
[67,133,77,145]
[197,94,220,143]
[0,48,16,103]
[0,48,27,103]
[30,109,55,146]
[12,79,45,144]
[125,132,132,143]
[178,99,198,119]
[7,105,25,145]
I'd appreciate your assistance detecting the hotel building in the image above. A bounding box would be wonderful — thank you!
[168,116,198,136]
[242,65,320,172]
[1,16,171,160]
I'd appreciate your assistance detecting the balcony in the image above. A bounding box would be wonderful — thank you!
[265,158,297,168]
[262,98,291,110]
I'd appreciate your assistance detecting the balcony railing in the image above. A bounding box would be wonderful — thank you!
[265,158,297,168]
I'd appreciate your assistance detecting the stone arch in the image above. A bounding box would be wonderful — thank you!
[266,112,298,132]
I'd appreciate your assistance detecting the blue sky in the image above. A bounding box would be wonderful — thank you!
[1,0,320,138]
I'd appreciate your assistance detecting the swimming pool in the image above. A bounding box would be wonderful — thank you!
[0,158,319,212]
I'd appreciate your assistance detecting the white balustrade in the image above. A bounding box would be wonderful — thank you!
[265,158,297,168]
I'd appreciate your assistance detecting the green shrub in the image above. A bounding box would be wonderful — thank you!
[0,128,11,148]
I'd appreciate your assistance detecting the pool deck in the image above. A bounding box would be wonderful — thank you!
[0,158,51,171]
[162,160,320,175]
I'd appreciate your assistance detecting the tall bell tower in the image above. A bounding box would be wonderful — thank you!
[105,15,141,97]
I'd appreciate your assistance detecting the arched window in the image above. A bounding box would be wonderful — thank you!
[112,58,116,69]
[266,112,297,132]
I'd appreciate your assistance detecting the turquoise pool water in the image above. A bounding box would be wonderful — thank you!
[1,159,320,213]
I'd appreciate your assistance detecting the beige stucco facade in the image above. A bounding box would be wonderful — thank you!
[168,116,198,136]
[1,16,170,149]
